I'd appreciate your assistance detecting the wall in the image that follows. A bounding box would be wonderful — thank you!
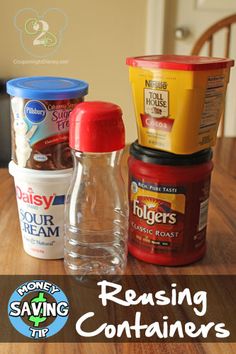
[1,0,147,143]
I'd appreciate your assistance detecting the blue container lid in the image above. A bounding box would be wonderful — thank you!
[6,76,89,100]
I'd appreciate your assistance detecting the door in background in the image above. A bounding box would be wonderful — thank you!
[163,0,236,136]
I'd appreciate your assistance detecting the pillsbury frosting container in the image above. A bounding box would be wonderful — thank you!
[9,161,72,259]
[7,77,88,170]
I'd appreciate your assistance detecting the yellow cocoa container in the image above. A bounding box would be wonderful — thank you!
[126,55,234,154]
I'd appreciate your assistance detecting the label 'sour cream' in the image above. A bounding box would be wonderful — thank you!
[14,180,68,259]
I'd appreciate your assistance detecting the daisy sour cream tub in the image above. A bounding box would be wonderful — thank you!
[9,161,72,259]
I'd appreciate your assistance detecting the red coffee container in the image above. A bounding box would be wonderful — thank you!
[128,141,213,266]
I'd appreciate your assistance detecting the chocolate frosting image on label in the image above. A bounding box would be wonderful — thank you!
[11,96,82,170]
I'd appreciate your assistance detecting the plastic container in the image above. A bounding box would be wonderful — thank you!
[7,77,88,170]
[9,161,73,259]
[128,141,213,266]
[126,55,234,154]
[64,101,128,275]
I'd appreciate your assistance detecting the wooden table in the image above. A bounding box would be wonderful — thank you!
[0,138,235,353]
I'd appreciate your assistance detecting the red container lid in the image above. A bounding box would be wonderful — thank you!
[69,101,125,153]
[126,55,234,71]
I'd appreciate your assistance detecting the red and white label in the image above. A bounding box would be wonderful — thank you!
[140,114,174,132]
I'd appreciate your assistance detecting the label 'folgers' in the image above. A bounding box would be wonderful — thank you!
[128,141,213,266]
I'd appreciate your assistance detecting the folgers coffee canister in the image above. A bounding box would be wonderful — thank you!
[7,77,88,170]
[126,55,234,154]
[128,141,213,266]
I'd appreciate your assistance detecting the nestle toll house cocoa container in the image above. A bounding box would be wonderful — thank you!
[126,55,234,154]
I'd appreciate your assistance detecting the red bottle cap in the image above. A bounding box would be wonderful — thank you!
[69,101,125,152]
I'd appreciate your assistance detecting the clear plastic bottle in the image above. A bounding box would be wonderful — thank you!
[64,102,128,275]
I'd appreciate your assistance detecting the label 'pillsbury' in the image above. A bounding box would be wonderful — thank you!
[24,100,47,123]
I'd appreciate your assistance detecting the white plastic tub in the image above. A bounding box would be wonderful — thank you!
[9,161,73,259]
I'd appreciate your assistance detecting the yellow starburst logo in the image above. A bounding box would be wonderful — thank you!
[143,198,158,209]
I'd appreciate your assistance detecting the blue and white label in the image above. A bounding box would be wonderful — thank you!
[13,174,72,259]
[33,154,48,162]
[24,100,47,123]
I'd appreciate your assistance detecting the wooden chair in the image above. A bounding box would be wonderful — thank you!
[191,14,236,137]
